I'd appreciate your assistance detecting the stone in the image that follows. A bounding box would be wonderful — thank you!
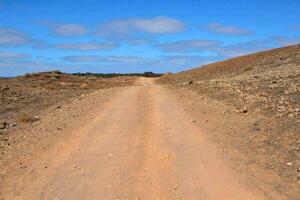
[0,121,8,130]
[0,122,6,130]
[242,105,248,113]
[286,162,293,166]
[277,105,286,112]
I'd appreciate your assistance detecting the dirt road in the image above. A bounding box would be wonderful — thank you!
[2,78,272,199]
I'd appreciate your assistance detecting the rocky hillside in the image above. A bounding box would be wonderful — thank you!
[158,44,300,199]
[160,44,300,119]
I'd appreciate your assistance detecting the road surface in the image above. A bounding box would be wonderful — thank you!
[2,78,266,200]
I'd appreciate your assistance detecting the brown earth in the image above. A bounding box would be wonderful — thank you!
[0,45,299,199]
[1,78,280,200]
[0,71,136,153]
[158,44,300,199]
[0,71,136,125]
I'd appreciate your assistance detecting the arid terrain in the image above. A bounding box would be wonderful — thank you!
[159,44,300,199]
[0,45,299,200]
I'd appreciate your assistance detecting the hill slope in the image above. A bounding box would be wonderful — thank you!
[162,44,300,81]
[159,44,300,199]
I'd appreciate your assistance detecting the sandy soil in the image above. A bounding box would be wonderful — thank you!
[0,78,286,200]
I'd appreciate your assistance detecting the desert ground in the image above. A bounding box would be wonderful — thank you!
[0,45,299,199]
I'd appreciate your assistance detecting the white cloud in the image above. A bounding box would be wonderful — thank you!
[0,28,32,46]
[205,23,253,36]
[157,36,298,59]
[0,27,45,48]
[97,16,184,36]
[216,40,273,58]
[122,36,157,46]
[63,55,143,63]
[157,39,221,53]
[55,41,118,51]
[0,51,30,59]
[62,54,217,73]
[43,22,87,36]
[133,16,184,34]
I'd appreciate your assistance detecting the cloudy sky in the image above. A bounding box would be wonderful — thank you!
[0,0,300,76]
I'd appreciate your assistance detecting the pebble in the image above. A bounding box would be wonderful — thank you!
[286,162,293,166]
[239,105,248,113]
[0,122,6,130]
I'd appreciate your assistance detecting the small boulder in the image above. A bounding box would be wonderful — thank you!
[241,105,248,113]
[0,123,5,130]
[0,121,8,130]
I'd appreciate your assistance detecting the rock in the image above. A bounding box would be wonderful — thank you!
[80,83,88,88]
[0,121,8,129]
[286,162,293,166]
[0,122,6,130]
[277,105,286,112]
[241,105,248,113]
[188,80,193,85]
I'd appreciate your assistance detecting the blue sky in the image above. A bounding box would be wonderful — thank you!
[0,0,299,76]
